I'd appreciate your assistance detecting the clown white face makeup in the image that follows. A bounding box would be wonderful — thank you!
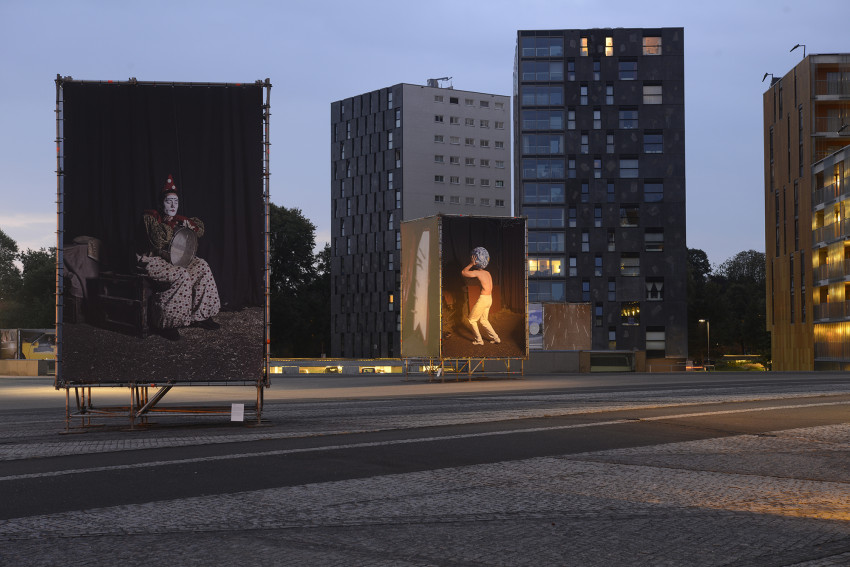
[163,194,179,218]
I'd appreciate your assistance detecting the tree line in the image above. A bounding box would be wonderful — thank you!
[687,248,770,365]
[1,218,770,364]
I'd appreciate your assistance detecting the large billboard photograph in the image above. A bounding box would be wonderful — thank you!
[57,79,267,385]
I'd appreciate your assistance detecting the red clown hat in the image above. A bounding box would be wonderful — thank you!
[161,174,178,196]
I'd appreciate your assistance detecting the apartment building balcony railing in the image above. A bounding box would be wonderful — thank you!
[813,181,849,205]
[813,301,850,321]
[814,259,850,282]
[814,338,850,361]
[812,218,850,244]
[814,117,850,133]
[815,79,850,97]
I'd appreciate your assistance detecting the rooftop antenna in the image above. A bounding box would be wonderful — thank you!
[790,44,806,58]
[427,76,453,88]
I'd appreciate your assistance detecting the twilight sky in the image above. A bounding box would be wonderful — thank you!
[1,0,847,268]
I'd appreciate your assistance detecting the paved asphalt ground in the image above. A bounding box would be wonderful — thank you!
[1,371,849,566]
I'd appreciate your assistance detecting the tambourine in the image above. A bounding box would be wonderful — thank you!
[162,227,198,267]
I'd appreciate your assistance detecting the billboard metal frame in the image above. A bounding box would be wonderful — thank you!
[54,76,272,430]
[400,214,528,380]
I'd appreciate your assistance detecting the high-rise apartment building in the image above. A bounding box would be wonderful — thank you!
[330,83,511,358]
[763,54,850,371]
[514,28,687,364]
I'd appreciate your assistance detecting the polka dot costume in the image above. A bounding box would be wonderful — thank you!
[142,255,220,328]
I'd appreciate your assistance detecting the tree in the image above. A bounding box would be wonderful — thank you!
[0,228,22,303]
[0,228,55,329]
[268,204,330,357]
[18,248,56,328]
[688,248,770,365]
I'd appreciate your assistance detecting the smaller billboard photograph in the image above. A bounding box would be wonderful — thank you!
[440,216,527,359]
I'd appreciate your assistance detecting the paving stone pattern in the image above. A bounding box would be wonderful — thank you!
[1,386,849,565]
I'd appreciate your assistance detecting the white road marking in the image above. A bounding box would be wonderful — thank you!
[2,400,848,482]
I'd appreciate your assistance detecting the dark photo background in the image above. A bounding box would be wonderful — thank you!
[62,81,264,309]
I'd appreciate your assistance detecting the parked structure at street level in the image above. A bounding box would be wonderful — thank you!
[330,82,512,358]
[513,28,688,370]
[763,54,850,370]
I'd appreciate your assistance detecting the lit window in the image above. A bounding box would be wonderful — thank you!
[605,36,613,56]
[643,36,662,55]
[580,36,588,56]
[621,301,640,324]
[529,257,564,276]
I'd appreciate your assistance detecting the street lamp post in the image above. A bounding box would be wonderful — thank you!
[699,319,710,369]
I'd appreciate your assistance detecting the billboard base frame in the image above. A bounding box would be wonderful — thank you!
[61,381,266,433]
[404,357,524,382]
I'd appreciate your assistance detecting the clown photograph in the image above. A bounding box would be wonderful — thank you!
[58,79,266,385]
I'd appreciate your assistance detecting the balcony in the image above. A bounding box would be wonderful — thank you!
[812,218,850,244]
[815,79,850,97]
[813,301,850,321]
[813,181,846,206]
[814,116,850,133]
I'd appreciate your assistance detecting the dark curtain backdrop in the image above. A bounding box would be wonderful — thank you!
[440,216,526,311]
[62,81,264,310]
